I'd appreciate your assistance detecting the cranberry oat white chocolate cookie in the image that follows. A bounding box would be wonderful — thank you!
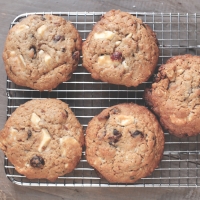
[82,10,159,87]
[0,99,84,181]
[3,14,82,91]
[144,54,200,137]
[85,103,164,183]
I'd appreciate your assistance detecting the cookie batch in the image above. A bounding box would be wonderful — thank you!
[0,10,198,183]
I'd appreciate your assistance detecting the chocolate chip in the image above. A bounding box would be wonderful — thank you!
[110,107,120,115]
[110,52,122,61]
[61,48,66,52]
[27,130,32,140]
[54,35,65,42]
[108,130,122,146]
[113,129,121,137]
[108,136,119,144]
[153,73,161,82]
[130,176,135,180]
[130,130,144,138]
[72,51,80,60]
[30,155,45,168]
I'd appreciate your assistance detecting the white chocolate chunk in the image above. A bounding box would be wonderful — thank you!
[37,25,47,35]
[10,127,18,133]
[38,50,44,55]
[31,113,41,126]
[10,51,16,56]
[166,70,175,81]
[126,33,132,38]
[44,54,51,64]
[94,31,115,40]
[122,60,129,70]
[65,163,69,169]
[9,127,18,140]
[98,55,121,67]
[19,55,26,67]
[60,136,79,157]
[98,55,113,66]
[115,41,121,46]
[25,163,30,167]
[116,115,135,126]
[38,129,51,152]
[187,113,193,122]
[170,114,186,125]
[177,68,184,75]
[15,24,29,34]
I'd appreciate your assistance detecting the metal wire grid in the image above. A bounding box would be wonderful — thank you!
[4,12,200,187]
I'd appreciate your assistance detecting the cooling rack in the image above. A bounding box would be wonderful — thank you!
[4,12,200,187]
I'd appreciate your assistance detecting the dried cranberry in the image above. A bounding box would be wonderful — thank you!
[110,52,122,61]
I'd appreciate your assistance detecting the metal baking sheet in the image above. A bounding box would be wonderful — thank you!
[4,12,200,187]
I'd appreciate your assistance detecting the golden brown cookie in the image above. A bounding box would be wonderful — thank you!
[3,14,82,91]
[144,54,200,137]
[82,10,159,87]
[0,99,84,181]
[85,103,164,183]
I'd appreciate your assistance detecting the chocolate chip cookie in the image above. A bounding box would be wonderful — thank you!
[85,103,164,183]
[3,14,82,91]
[82,10,159,87]
[0,99,84,181]
[144,54,200,137]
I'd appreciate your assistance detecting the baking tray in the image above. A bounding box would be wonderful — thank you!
[4,12,200,187]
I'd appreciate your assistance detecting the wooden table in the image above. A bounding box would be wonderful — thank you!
[0,0,200,199]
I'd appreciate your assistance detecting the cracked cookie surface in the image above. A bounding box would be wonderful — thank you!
[85,103,164,183]
[82,10,159,87]
[3,14,82,91]
[0,99,84,181]
[144,54,200,137]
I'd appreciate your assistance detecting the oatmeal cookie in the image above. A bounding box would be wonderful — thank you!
[3,14,82,91]
[82,10,159,87]
[85,103,164,183]
[0,99,84,181]
[144,54,200,137]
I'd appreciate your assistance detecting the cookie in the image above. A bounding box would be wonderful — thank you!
[85,103,164,183]
[82,10,159,87]
[144,54,200,137]
[0,99,84,181]
[3,14,82,91]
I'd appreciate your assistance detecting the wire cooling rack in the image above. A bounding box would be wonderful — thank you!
[4,12,200,187]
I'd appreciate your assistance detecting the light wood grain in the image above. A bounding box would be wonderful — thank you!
[1,0,200,199]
